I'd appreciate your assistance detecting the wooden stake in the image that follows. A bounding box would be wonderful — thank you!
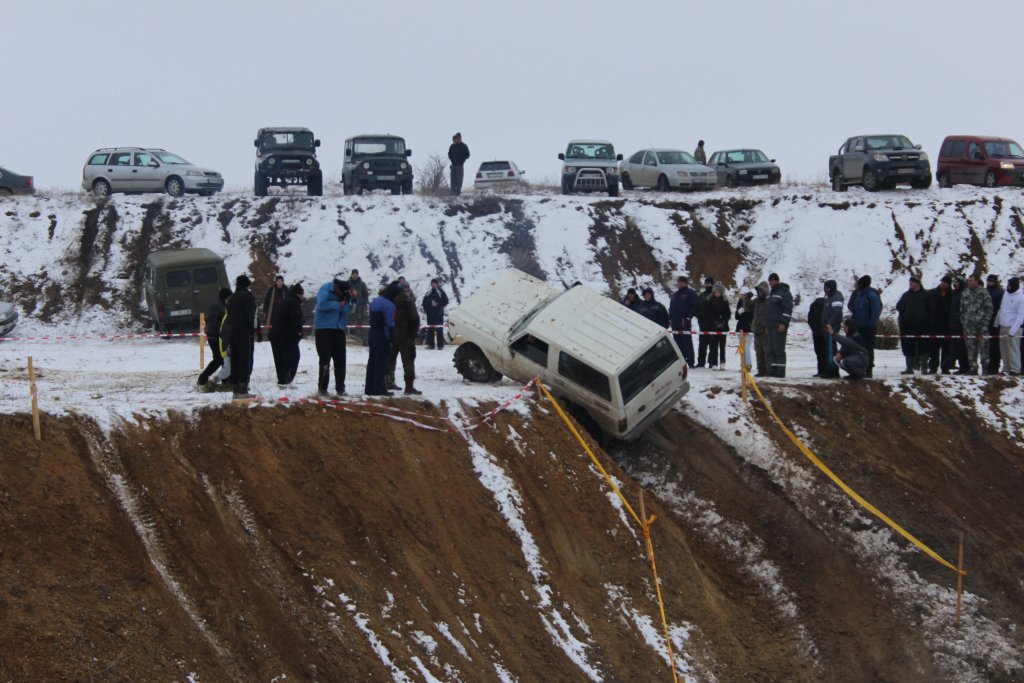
[199,313,206,370]
[28,356,41,441]
[956,530,965,628]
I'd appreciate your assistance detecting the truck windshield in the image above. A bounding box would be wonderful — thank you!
[565,143,616,160]
[866,136,914,150]
[618,337,679,404]
[984,141,1024,158]
[261,132,315,149]
[353,138,406,155]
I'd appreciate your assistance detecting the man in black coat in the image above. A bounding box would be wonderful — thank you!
[696,277,715,367]
[421,278,449,349]
[636,287,669,328]
[669,276,699,367]
[198,287,232,386]
[987,274,1004,373]
[448,132,470,196]
[270,284,305,385]
[225,274,258,398]
[928,276,954,374]
[808,296,826,377]
[896,275,931,374]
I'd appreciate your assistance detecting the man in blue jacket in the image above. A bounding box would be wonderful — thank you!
[366,282,401,396]
[848,274,882,378]
[669,276,698,367]
[315,277,357,396]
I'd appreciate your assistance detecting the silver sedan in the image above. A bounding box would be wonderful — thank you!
[620,149,717,191]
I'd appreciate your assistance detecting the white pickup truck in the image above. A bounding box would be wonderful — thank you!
[447,270,689,442]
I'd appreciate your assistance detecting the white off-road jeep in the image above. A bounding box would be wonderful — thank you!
[558,139,622,196]
[447,270,689,442]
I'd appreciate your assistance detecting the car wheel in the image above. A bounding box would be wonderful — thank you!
[165,176,184,197]
[656,174,670,192]
[862,167,878,192]
[911,175,932,190]
[726,174,737,188]
[0,188,12,197]
[92,178,111,198]
[562,398,607,445]
[938,172,951,189]
[307,171,323,196]
[254,171,268,196]
[831,169,845,192]
[984,170,998,188]
[402,179,413,195]
[621,173,634,190]
[453,343,502,383]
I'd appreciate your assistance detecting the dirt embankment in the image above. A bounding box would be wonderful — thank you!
[1,379,1022,681]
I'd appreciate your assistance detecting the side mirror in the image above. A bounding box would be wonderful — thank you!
[558,153,565,160]
[405,149,412,157]
[345,148,352,157]
[253,140,258,147]
[617,154,623,161]
[315,139,321,148]
[914,144,922,150]
[520,170,525,175]
[770,159,776,163]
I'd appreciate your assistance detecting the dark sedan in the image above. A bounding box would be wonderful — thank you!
[0,166,35,195]
[708,149,781,187]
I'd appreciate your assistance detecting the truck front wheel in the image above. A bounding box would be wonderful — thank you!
[862,167,879,192]
[453,344,503,383]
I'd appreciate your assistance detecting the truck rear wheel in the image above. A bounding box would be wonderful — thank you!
[254,172,268,197]
[831,169,845,192]
[402,179,413,195]
[453,344,502,383]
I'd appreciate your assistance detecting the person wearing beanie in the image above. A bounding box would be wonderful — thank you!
[997,276,1024,375]
[751,281,771,376]
[225,274,257,398]
[948,276,971,373]
[636,287,669,328]
[262,274,286,330]
[198,286,233,387]
[273,283,305,385]
[314,276,358,396]
[693,139,707,165]
[389,279,422,395]
[896,275,931,374]
[621,287,640,312]
[705,283,731,370]
[734,288,755,373]
[263,274,290,383]
[366,282,399,396]
[819,279,845,378]
[448,132,471,196]
[927,276,955,374]
[848,274,881,377]
[669,275,699,367]
[986,274,1004,373]
[422,278,450,350]
[696,276,716,367]
[763,273,793,377]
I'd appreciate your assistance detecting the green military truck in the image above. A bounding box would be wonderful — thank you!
[144,248,230,333]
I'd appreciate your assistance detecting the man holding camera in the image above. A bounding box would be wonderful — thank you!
[314,276,358,396]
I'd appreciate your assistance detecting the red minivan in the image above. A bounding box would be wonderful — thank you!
[936,135,1024,187]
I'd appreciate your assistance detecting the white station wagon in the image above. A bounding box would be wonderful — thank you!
[448,269,690,442]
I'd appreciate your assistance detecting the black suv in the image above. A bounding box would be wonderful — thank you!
[829,134,931,191]
[342,135,413,195]
[254,127,323,196]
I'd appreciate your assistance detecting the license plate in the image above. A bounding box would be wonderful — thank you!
[488,172,503,178]
[897,168,914,174]
[378,175,395,180]
[753,174,768,180]
[170,309,192,316]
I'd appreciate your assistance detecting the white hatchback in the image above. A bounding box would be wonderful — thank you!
[473,160,525,190]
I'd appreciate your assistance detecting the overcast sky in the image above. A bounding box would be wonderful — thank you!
[4,0,1020,191]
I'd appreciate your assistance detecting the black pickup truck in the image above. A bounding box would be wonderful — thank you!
[828,135,931,191]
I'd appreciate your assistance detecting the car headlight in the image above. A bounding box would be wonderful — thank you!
[400,162,408,170]
[738,169,748,175]
[306,158,313,166]
[606,167,616,175]
[918,152,928,161]
[872,153,889,162]
[269,158,277,166]
[566,166,577,173]
[677,171,690,177]
[362,162,370,169]
[1001,161,1014,170]
[186,170,203,176]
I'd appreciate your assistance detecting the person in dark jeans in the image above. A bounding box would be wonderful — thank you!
[271,283,305,385]
[314,277,357,396]
[225,275,257,399]
[198,287,232,386]
[986,274,1004,374]
[421,278,449,349]
[696,276,715,367]
[448,132,470,196]
[848,274,882,377]
[669,276,699,367]
[366,283,399,396]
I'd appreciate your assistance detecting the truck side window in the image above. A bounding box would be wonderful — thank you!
[511,334,549,366]
[558,352,611,401]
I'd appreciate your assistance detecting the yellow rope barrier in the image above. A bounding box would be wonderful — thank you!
[537,382,681,683]
[743,369,966,576]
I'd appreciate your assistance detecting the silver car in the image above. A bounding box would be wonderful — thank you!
[82,148,224,198]
[0,300,18,337]
[620,149,717,192]
[473,160,525,190]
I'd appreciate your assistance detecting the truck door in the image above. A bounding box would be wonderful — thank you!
[191,265,223,327]
[965,141,985,185]
[162,268,195,328]
[845,138,865,181]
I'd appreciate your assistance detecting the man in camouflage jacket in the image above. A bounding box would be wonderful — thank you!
[960,274,994,375]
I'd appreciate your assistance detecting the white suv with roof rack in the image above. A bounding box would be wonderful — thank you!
[558,139,622,197]
[447,269,689,442]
